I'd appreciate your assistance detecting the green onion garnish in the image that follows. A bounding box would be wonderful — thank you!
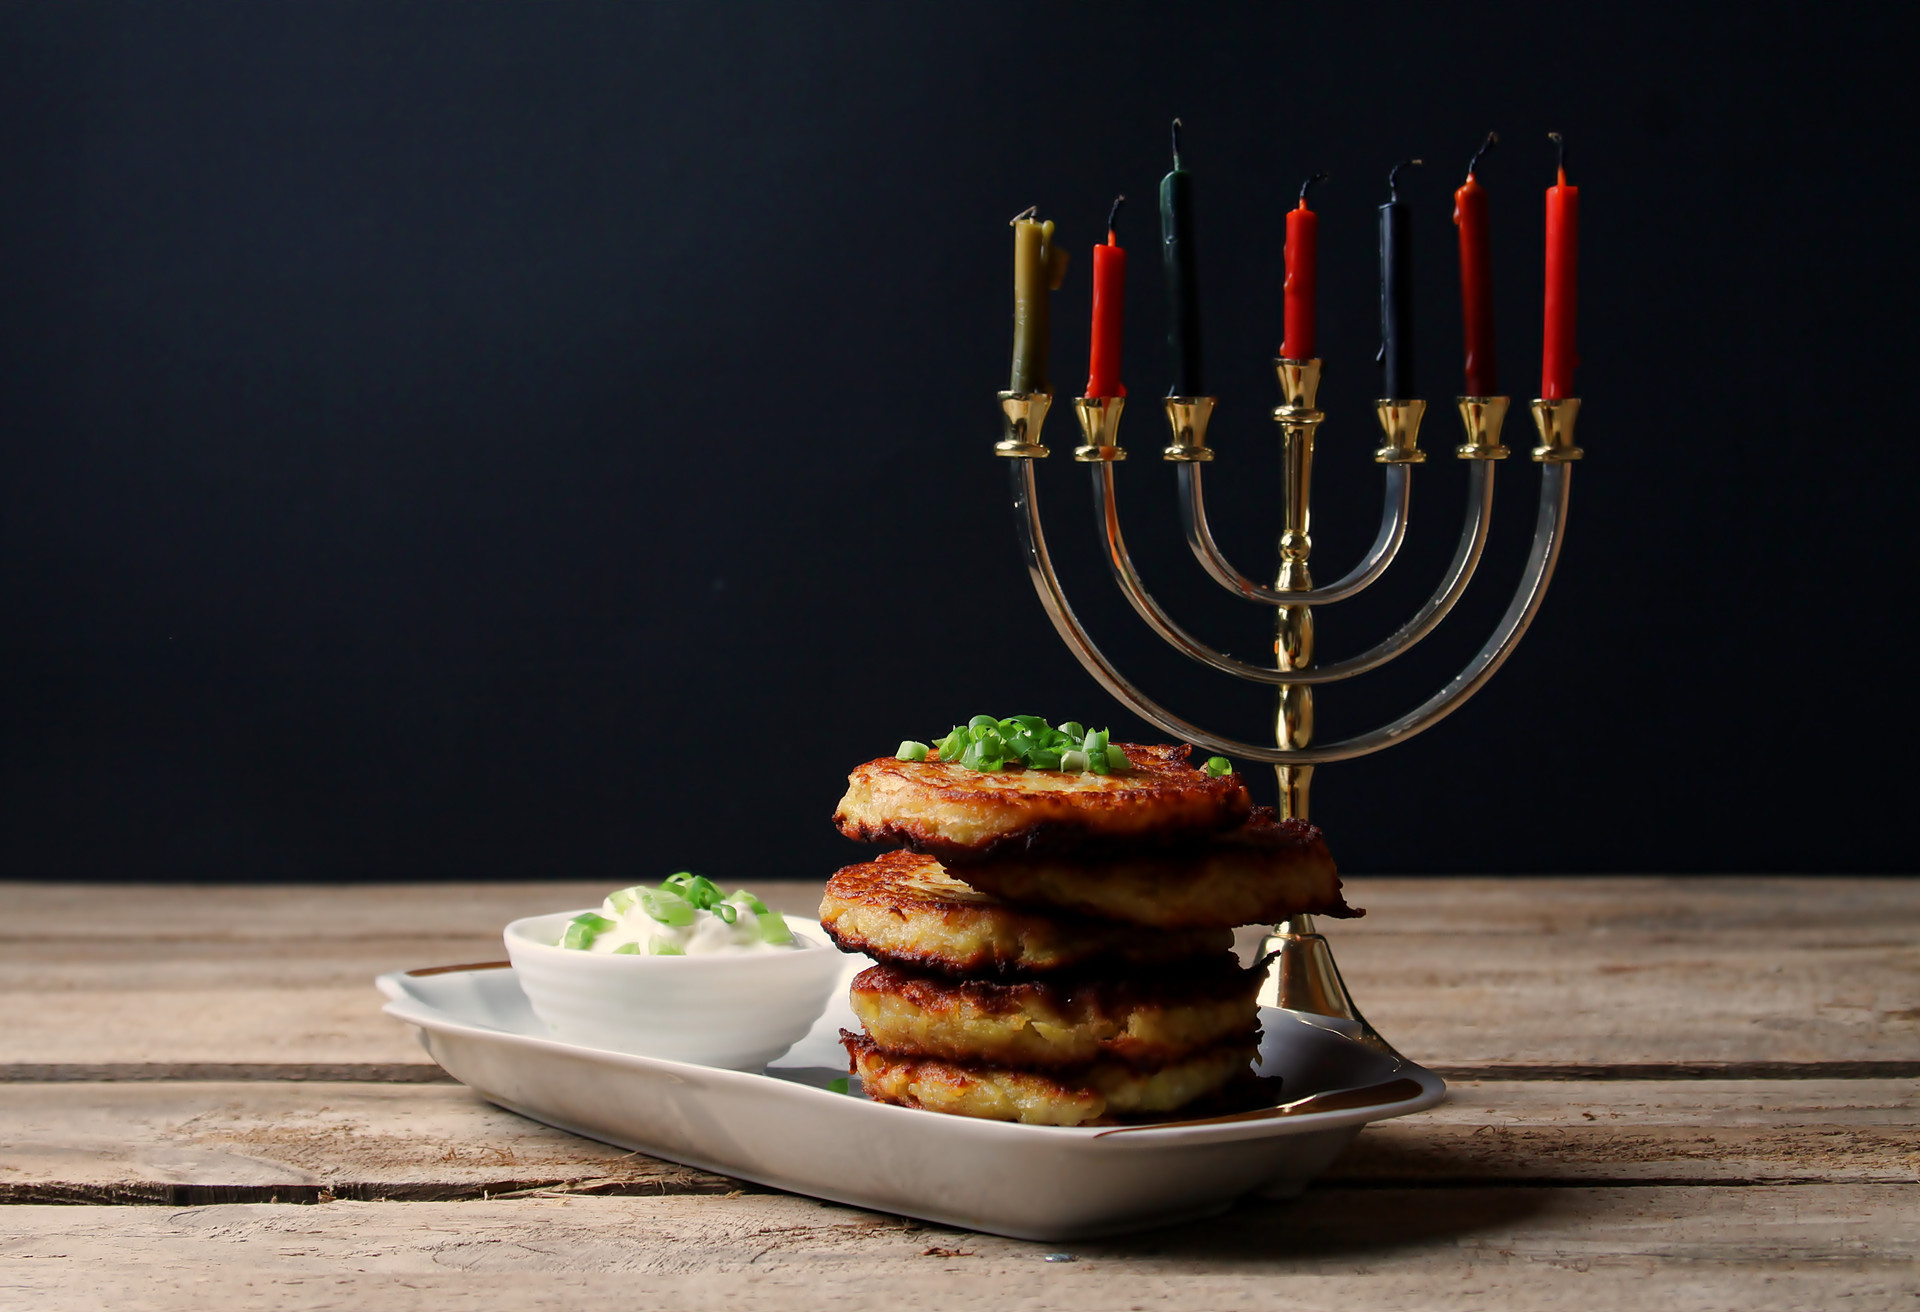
[756,910,794,945]
[920,716,1131,776]
[612,941,642,955]
[827,1076,851,1095]
[561,912,616,950]
[1204,755,1234,777]
[639,888,696,927]
[647,936,686,956]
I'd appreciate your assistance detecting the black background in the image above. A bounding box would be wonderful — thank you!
[1,2,1911,882]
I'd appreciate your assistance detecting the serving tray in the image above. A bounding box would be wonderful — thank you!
[376,954,1444,1240]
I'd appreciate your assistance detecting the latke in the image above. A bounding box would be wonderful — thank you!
[819,850,1231,977]
[849,957,1259,1068]
[832,743,1250,862]
[842,1030,1259,1126]
[956,808,1358,930]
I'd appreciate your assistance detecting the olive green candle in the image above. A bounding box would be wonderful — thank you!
[1009,212,1070,394]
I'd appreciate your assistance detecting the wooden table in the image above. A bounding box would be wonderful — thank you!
[4,877,1916,1309]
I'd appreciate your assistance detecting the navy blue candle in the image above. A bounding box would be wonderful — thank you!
[1378,159,1422,399]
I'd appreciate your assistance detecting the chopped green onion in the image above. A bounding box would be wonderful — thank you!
[612,941,642,955]
[606,886,644,915]
[647,936,686,956]
[639,888,696,927]
[906,716,1143,777]
[731,889,769,914]
[827,1076,851,1095]
[1203,755,1234,777]
[756,910,794,945]
[561,912,616,950]
[714,901,738,924]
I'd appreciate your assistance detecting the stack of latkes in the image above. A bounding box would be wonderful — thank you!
[821,742,1358,1126]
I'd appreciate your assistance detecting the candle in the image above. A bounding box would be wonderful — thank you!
[1085,195,1127,398]
[1009,208,1069,395]
[1454,133,1499,396]
[1541,133,1579,400]
[1378,159,1422,399]
[1281,173,1327,362]
[1159,119,1203,396]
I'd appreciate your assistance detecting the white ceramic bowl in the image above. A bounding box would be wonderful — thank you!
[504,911,847,1070]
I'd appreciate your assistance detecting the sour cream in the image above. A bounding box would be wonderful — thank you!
[558,884,798,956]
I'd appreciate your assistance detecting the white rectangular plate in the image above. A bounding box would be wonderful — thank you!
[377,954,1444,1241]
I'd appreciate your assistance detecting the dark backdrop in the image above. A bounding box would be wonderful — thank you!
[2,2,1911,880]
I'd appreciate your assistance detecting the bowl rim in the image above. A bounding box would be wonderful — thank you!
[505,909,837,969]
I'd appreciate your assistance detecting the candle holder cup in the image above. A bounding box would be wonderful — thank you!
[998,365,1581,1060]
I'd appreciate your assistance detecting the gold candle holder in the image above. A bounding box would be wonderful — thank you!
[1161,396,1217,462]
[999,349,1584,1053]
[994,391,1051,458]
[1373,399,1428,463]
[1455,396,1512,460]
[1072,396,1127,462]
[1271,357,1324,822]
[1530,397,1583,462]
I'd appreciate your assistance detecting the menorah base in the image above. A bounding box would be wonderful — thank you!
[1256,914,1403,1063]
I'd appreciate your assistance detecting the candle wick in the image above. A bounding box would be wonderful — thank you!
[1009,205,1038,226]
[1170,118,1184,170]
[1548,131,1568,180]
[1297,171,1329,205]
[1386,158,1423,203]
[1466,131,1498,181]
[1105,194,1126,242]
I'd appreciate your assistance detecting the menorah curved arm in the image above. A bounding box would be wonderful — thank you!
[1014,458,1572,764]
[1180,463,1409,606]
[1095,461,1495,686]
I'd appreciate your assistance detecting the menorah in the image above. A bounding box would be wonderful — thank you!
[993,361,1581,1053]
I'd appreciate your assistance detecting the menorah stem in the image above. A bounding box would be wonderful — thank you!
[1272,359,1324,819]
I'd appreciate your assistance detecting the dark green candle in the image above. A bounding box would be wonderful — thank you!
[1159,119,1203,396]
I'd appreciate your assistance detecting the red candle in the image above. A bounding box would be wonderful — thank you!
[1280,173,1326,361]
[1085,195,1127,397]
[1454,133,1498,396]
[1541,133,1579,400]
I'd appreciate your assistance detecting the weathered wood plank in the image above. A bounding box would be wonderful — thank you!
[3,1079,1914,1205]
[4,878,1916,1066]
[0,1082,741,1203]
[3,1187,1916,1311]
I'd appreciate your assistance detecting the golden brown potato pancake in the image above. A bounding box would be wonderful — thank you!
[820,850,1231,977]
[955,808,1358,930]
[842,1030,1259,1126]
[832,743,1250,862]
[849,957,1259,1068]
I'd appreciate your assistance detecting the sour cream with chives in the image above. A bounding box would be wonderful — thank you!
[558,874,797,957]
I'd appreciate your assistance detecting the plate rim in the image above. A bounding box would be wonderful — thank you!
[376,962,1447,1145]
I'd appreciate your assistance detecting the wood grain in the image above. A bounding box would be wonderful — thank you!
[4,1187,1917,1311]
[6,877,1916,1067]
[4,877,1916,1309]
[3,1078,1913,1206]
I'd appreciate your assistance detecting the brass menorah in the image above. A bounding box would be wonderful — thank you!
[995,362,1581,1052]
